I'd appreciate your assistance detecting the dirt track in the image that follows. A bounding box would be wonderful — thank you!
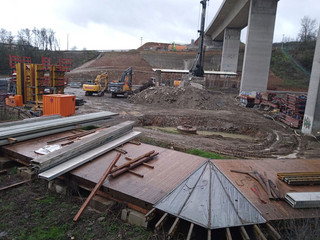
[65,86,319,159]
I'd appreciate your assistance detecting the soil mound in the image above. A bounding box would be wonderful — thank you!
[129,86,232,110]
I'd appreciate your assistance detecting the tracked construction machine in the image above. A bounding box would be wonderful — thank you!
[108,67,133,98]
[83,72,108,96]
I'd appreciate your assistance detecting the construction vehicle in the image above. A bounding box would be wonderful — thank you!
[83,72,108,96]
[108,67,133,98]
[189,0,208,77]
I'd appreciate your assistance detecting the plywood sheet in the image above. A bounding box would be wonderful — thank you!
[71,143,207,205]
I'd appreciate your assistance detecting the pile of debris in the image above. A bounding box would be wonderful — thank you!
[129,86,230,110]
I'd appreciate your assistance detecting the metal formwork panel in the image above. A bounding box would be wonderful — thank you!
[51,65,66,94]
[24,63,34,103]
[34,64,49,104]
[15,63,23,96]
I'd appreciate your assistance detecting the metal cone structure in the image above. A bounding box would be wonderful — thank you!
[154,160,266,229]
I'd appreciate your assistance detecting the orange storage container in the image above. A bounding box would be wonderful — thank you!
[14,95,23,107]
[5,96,16,107]
[43,94,76,117]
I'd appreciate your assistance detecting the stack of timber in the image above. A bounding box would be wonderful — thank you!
[34,121,141,180]
[0,111,117,146]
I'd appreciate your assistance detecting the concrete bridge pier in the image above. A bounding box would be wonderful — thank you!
[221,28,241,72]
[302,26,320,135]
[240,0,279,92]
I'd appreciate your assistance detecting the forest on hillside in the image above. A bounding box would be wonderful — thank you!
[0,27,98,75]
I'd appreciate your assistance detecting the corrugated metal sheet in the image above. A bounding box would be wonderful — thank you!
[154,161,266,229]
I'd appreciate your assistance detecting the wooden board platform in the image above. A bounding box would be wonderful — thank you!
[2,131,320,221]
[212,159,320,221]
[70,143,207,209]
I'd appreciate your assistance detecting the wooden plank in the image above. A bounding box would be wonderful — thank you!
[167,217,180,239]
[266,223,281,240]
[253,225,267,240]
[226,228,232,240]
[240,226,250,240]
[155,212,168,231]
[32,121,135,172]
[38,131,141,180]
[73,152,120,222]
[186,223,194,240]
[145,208,156,221]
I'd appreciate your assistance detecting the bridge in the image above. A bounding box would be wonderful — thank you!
[204,0,320,135]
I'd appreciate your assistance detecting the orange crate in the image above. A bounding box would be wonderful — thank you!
[43,94,76,117]
[14,95,23,106]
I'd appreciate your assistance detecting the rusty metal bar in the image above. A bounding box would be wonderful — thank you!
[125,156,154,168]
[128,170,144,178]
[111,152,159,178]
[73,153,120,222]
[240,226,250,240]
[128,140,141,145]
[115,148,127,154]
[0,179,31,191]
[186,223,194,240]
[266,223,281,240]
[46,129,96,144]
[167,217,180,239]
[110,150,155,173]
[226,227,232,240]
[253,225,267,240]
[155,212,168,231]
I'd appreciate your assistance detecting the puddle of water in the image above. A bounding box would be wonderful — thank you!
[144,126,256,140]
[197,130,256,140]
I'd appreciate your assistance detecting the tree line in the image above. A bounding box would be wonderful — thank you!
[0,27,60,75]
[0,27,59,51]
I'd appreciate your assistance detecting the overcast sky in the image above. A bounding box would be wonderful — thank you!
[1,0,320,50]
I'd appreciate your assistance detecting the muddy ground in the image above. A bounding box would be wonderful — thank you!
[65,86,320,159]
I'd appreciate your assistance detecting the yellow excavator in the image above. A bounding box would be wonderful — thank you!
[82,72,108,96]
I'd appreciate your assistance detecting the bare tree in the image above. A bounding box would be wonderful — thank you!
[0,28,13,44]
[298,16,317,42]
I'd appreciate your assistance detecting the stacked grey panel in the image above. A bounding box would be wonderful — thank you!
[31,121,135,172]
[0,111,118,146]
[0,115,62,129]
[38,130,141,180]
[285,192,320,208]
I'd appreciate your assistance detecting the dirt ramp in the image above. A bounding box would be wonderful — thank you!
[129,86,233,110]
